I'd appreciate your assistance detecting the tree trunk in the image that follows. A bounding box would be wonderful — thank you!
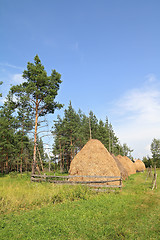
[17,159,19,172]
[37,146,44,172]
[70,134,73,163]
[89,117,92,140]
[1,162,4,174]
[20,146,23,174]
[49,156,51,172]
[108,131,111,153]
[1,150,4,174]
[25,157,27,172]
[62,149,65,170]
[66,154,69,171]
[6,153,9,173]
[20,120,24,174]
[59,140,63,173]
[32,98,39,174]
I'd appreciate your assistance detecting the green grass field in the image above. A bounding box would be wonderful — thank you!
[0,170,160,240]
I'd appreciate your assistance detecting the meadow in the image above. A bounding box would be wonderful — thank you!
[0,170,160,240]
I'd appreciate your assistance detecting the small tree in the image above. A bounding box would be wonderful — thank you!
[151,138,160,167]
[11,55,63,174]
[122,143,133,158]
[143,156,153,168]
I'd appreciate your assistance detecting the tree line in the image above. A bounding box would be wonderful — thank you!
[0,55,133,174]
[52,101,133,172]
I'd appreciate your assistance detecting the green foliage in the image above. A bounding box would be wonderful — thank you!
[122,143,133,160]
[0,94,19,173]
[0,95,34,174]
[142,156,153,168]
[150,138,160,167]
[17,54,63,116]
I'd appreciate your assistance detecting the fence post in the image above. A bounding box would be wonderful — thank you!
[44,173,46,182]
[120,173,122,186]
[152,165,157,190]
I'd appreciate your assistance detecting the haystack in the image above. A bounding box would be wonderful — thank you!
[124,156,136,174]
[134,159,145,172]
[111,154,128,180]
[69,139,121,185]
[116,155,136,176]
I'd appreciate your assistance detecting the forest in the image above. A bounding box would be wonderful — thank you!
[0,55,159,174]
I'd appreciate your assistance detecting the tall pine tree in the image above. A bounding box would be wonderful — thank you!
[11,55,63,174]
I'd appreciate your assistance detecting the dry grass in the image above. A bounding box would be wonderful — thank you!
[111,154,128,180]
[116,155,136,175]
[134,159,146,172]
[69,139,120,185]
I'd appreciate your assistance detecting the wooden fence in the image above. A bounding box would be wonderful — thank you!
[31,174,122,189]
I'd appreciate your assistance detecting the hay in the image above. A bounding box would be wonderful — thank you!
[116,155,136,176]
[111,154,128,180]
[124,156,136,174]
[69,139,121,185]
[134,159,145,172]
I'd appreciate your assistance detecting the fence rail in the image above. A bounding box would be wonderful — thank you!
[31,174,122,189]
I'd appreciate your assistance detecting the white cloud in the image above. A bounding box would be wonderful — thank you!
[12,74,24,84]
[145,73,157,83]
[112,76,160,159]
[0,73,25,103]
[0,63,23,70]
[0,96,5,104]
[44,143,54,158]
[117,88,160,122]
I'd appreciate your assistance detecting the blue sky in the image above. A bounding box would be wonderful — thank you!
[1,0,160,158]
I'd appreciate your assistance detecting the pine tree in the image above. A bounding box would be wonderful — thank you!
[52,115,66,172]
[0,93,18,173]
[89,111,98,139]
[76,110,90,148]
[11,55,63,174]
[97,120,105,143]
[13,93,34,173]
[63,101,79,169]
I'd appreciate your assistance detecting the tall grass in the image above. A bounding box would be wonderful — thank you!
[0,170,160,239]
[0,173,97,214]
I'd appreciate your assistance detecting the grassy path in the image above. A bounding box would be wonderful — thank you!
[0,171,160,239]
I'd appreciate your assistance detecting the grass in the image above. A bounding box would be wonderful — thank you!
[0,170,160,239]
[0,172,95,214]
